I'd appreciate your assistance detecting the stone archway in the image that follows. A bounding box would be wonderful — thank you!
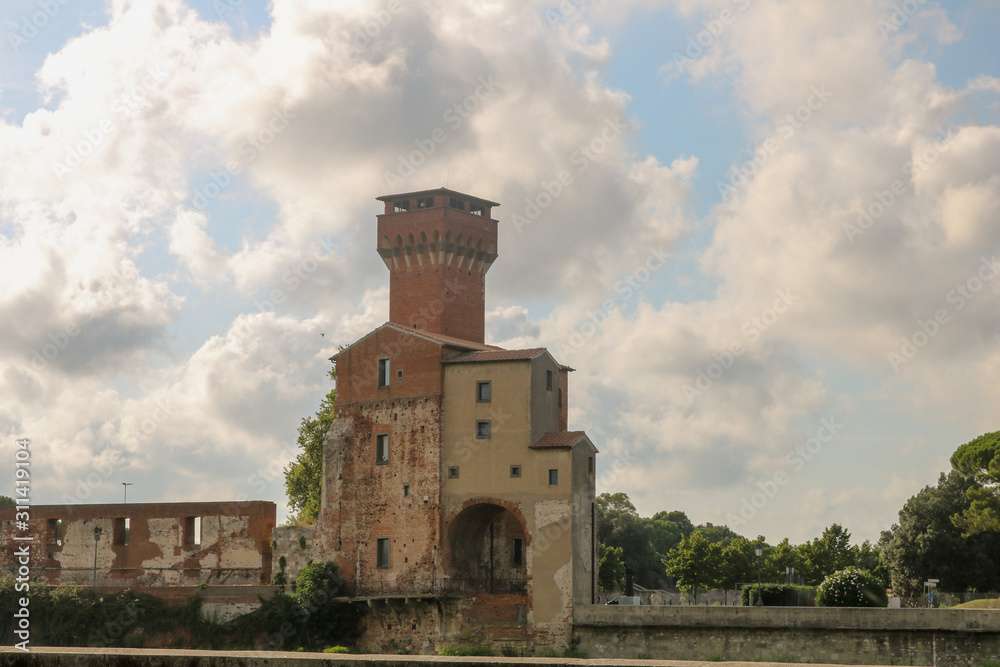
[444,500,528,594]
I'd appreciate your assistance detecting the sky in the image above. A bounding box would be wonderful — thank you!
[1,0,998,547]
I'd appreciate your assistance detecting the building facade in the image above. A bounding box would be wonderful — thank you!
[315,188,598,651]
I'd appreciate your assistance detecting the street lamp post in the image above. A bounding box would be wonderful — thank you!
[754,544,763,607]
[93,525,102,587]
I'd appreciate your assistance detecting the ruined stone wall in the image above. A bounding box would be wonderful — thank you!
[271,525,316,588]
[0,501,275,586]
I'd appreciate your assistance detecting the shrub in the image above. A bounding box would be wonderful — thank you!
[817,567,887,607]
[438,643,494,656]
[741,584,816,606]
[324,646,350,653]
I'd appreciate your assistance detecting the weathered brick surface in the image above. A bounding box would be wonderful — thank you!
[0,502,275,586]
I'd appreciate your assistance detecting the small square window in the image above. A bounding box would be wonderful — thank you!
[403,485,410,497]
[510,465,521,478]
[477,381,491,402]
[417,197,434,209]
[396,369,404,380]
[512,537,524,568]
[376,537,390,568]
[448,466,460,479]
[470,204,484,216]
[476,420,491,439]
[376,434,389,465]
[378,358,391,388]
[546,370,554,391]
[548,469,559,485]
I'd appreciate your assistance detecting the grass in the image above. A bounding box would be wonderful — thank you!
[952,599,1000,609]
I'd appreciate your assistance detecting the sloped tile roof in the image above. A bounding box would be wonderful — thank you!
[530,431,588,449]
[382,323,500,351]
[442,347,548,364]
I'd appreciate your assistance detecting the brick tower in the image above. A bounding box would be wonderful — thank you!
[375,188,499,343]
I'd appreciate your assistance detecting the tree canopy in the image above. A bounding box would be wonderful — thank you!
[283,367,336,525]
[949,430,1000,535]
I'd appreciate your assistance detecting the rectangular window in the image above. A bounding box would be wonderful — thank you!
[184,516,202,546]
[403,484,410,497]
[396,369,404,380]
[377,358,390,388]
[546,370,554,390]
[588,456,594,475]
[376,537,390,568]
[477,381,491,402]
[476,420,491,439]
[417,197,434,209]
[113,517,130,546]
[512,537,524,568]
[375,433,389,465]
[448,466,460,479]
[510,465,521,478]
[548,469,559,485]
[48,518,62,545]
[448,197,464,210]
[393,200,410,213]
[470,204,484,216]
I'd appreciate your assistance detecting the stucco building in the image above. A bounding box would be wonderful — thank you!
[314,188,598,651]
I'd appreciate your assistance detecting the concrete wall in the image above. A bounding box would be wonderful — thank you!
[0,502,275,586]
[573,605,1000,666]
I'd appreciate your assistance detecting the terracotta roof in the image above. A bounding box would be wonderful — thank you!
[383,324,500,351]
[376,188,500,208]
[530,431,588,449]
[442,348,548,364]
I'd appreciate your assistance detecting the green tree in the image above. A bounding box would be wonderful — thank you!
[284,367,336,525]
[596,493,665,587]
[950,430,1000,535]
[648,516,684,556]
[664,532,722,603]
[597,543,626,592]
[294,561,360,650]
[0,496,13,505]
[719,536,756,592]
[816,566,887,607]
[761,537,801,583]
[797,524,855,585]
[879,470,1000,593]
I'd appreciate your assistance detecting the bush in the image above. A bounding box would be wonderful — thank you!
[817,567,887,607]
[741,584,816,606]
[324,646,350,653]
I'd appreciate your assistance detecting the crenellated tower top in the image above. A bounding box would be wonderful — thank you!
[375,188,500,344]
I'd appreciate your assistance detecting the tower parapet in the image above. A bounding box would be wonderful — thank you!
[375,188,499,344]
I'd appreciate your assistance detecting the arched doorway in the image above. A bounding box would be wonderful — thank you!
[445,502,527,594]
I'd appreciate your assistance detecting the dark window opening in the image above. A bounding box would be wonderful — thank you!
[377,358,390,388]
[403,485,410,497]
[376,537,390,568]
[477,381,491,402]
[184,516,202,546]
[417,197,433,209]
[393,200,410,213]
[512,537,524,568]
[376,434,389,465]
[546,370,554,390]
[470,204,484,216]
[448,466,460,479]
[113,517,130,546]
[510,465,521,478]
[476,420,491,439]
[449,198,464,210]
[588,456,594,475]
[548,469,559,485]
[48,518,62,545]
[396,369,403,380]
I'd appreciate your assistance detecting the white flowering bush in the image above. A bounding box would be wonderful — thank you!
[816,567,887,607]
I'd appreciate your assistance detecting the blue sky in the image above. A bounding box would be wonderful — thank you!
[1,0,999,547]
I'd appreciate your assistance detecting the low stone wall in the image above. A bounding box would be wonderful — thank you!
[573,605,1000,666]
